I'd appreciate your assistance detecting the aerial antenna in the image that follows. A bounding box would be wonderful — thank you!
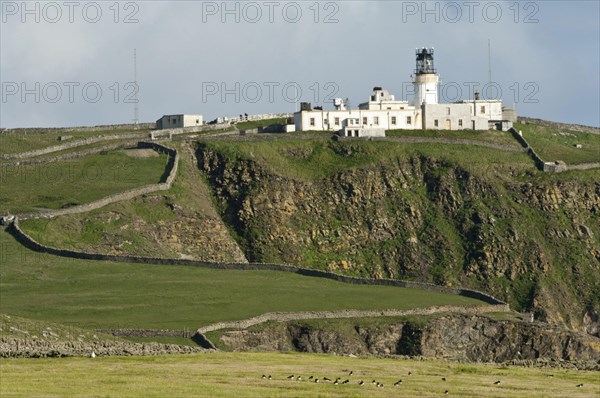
[487,39,492,85]
[133,48,139,127]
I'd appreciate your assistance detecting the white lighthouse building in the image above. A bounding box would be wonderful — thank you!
[294,47,515,136]
[412,48,439,106]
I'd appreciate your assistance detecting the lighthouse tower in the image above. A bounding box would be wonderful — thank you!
[412,48,439,106]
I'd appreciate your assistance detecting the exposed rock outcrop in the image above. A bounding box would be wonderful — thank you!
[216,315,600,369]
[197,142,600,335]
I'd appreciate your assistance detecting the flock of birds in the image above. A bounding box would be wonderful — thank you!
[260,369,486,394]
[260,370,587,393]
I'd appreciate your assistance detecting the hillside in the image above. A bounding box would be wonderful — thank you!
[194,137,599,335]
[10,121,599,340]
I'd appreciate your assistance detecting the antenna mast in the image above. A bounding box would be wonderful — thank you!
[487,39,492,84]
[133,48,139,127]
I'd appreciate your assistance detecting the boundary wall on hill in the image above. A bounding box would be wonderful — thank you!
[7,141,178,221]
[508,127,599,172]
[7,218,506,307]
[196,305,510,335]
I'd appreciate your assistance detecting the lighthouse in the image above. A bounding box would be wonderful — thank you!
[412,48,439,106]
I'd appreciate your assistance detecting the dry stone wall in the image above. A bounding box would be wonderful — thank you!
[10,141,178,221]
[197,305,510,334]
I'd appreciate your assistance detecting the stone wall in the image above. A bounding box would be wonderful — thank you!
[11,141,178,221]
[509,127,600,172]
[197,305,510,334]
[7,218,507,308]
[1,123,156,135]
[1,141,138,167]
[96,329,194,338]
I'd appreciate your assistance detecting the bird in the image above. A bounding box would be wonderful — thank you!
[442,377,446,381]
[334,379,339,385]
[408,371,412,376]
[547,374,554,378]
[342,379,350,384]
[287,375,295,380]
[394,380,403,386]
[297,375,302,381]
[349,370,354,376]
[308,376,313,380]
[372,380,377,385]
[576,384,583,388]
[444,390,449,395]
[378,383,384,388]
[358,380,364,386]
[494,380,501,385]
[90,351,96,358]
[323,377,331,382]
[268,375,272,380]
[314,378,320,383]
[261,375,266,379]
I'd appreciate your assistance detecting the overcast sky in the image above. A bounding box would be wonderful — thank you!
[1,0,599,128]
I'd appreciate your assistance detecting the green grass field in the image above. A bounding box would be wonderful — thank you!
[1,352,598,397]
[0,128,152,155]
[0,150,170,214]
[515,123,599,164]
[386,128,518,146]
[235,118,288,131]
[0,228,486,331]
[199,138,535,182]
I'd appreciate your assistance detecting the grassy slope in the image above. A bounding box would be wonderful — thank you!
[0,229,486,331]
[201,138,534,182]
[17,142,219,258]
[0,150,170,214]
[0,128,151,155]
[235,118,288,130]
[1,352,598,398]
[386,128,518,146]
[514,122,599,164]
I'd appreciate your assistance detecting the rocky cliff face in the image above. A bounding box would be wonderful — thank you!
[196,142,600,335]
[216,315,600,368]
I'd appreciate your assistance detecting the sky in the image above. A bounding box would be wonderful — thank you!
[1,0,599,128]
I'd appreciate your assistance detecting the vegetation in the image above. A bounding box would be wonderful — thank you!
[200,138,534,182]
[386,128,518,146]
[514,122,600,164]
[0,128,151,155]
[0,150,170,214]
[1,352,598,397]
[0,228,487,331]
[235,118,289,131]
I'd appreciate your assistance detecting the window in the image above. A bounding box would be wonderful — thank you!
[310,118,315,127]
[458,119,463,127]
[196,119,200,124]
[434,119,439,127]
[406,116,412,125]
[172,118,177,124]
[447,107,451,115]
[374,116,379,125]
[334,117,340,126]
[480,106,486,114]
[363,117,367,125]
[391,116,397,125]
[387,107,392,110]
